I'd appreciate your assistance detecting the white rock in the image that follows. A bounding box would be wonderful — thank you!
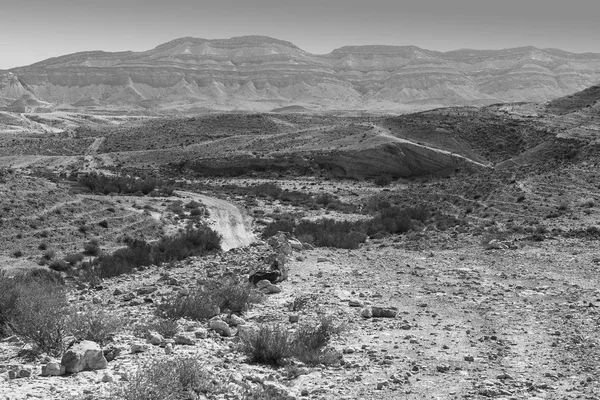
[41,362,65,376]
[146,331,164,346]
[61,340,108,373]
[209,317,231,337]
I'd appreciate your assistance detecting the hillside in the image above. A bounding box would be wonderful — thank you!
[2,37,600,112]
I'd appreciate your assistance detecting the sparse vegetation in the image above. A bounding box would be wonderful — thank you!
[91,225,221,279]
[0,270,68,355]
[157,277,262,320]
[241,316,343,366]
[116,356,223,400]
[77,172,174,196]
[68,306,122,345]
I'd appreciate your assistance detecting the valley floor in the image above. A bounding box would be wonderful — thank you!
[2,233,599,399]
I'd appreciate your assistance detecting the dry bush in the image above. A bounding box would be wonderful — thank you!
[292,316,344,366]
[68,306,122,345]
[241,323,293,365]
[157,277,261,321]
[241,316,343,366]
[116,356,222,400]
[0,270,69,355]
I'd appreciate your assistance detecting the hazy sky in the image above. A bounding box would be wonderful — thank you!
[1,0,599,69]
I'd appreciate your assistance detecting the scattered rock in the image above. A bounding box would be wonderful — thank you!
[289,314,299,323]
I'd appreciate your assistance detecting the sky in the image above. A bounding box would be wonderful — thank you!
[1,0,599,69]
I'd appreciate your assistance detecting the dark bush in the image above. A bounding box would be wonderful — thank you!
[374,175,392,187]
[117,356,223,400]
[241,323,293,365]
[90,226,221,279]
[157,277,261,321]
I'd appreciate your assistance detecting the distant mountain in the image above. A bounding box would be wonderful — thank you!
[1,36,600,112]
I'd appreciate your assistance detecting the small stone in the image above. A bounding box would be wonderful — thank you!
[92,296,102,305]
[146,331,164,346]
[164,343,173,355]
[113,288,124,296]
[41,362,65,376]
[178,288,190,296]
[229,314,246,326]
[317,257,329,263]
[376,381,389,390]
[101,372,114,383]
[289,239,303,250]
[130,343,149,353]
[194,329,208,339]
[122,292,136,301]
[174,333,196,345]
[348,299,363,307]
[209,317,231,337]
[289,314,299,323]
[372,306,398,318]
[464,355,474,362]
[256,279,271,289]
[360,307,373,318]
[17,369,31,378]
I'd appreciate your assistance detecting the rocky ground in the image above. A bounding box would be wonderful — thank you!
[1,207,599,399]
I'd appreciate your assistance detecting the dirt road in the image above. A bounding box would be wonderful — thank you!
[175,191,255,251]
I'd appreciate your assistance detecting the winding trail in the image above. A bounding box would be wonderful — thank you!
[175,191,255,251]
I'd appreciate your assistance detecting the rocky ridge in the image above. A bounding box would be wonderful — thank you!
[2,37,600,112]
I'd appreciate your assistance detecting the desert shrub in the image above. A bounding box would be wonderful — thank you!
[374,175,392,187]
[189,208,201,216]
[152,226,222,265]
[241,317,343,366]
[0,270,68,354]
[116,356,222,400]
[185,200,202,209]
[64,252,84,265]
[292,316,344,366]
[157,277,261,320]
[295,219,367,249]
[68,306,122,345]
[83,239,100,256]
[49,259,69,272]
[93,226,221,279]
[241,323,293,365]
[261,219,295,238]
[42,249,55,260]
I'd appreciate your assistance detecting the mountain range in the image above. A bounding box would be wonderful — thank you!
[2,36,600,112]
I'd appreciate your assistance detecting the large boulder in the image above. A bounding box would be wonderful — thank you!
[61,340,108,373]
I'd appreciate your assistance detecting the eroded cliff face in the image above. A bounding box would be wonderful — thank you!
[2,36,600,111]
